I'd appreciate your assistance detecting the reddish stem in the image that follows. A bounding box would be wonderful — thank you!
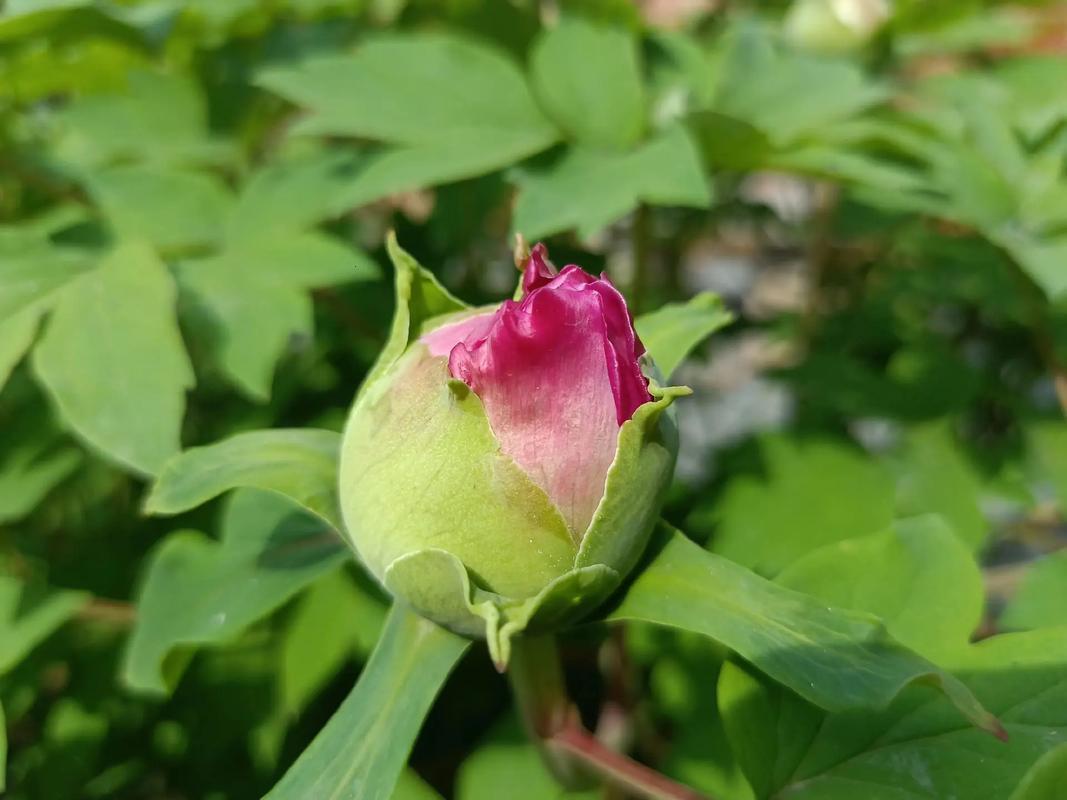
[549,722,712,800]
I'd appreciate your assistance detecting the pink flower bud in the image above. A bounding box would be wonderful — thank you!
[421,245,652,537]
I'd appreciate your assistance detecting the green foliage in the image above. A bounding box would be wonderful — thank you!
[264,604,469,800]
[3,1,1067,798]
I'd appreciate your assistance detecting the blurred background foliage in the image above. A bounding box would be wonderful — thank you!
[2,0,1067,797]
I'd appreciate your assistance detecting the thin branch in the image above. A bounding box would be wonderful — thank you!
[550,722,713,800]
[76,597,136,626]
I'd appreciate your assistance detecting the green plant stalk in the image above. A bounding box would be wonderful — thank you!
[508,632,591,789]
[509,633,711,800]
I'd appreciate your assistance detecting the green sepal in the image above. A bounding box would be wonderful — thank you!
[384,546,619,668]
[577,380,691,574]
[360,233,467,398]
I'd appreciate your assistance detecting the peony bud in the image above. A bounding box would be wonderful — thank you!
[338,236,687,664]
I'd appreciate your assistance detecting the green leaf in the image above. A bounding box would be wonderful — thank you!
[0,307,40,393]
[0,575,87,675]
[123,489,348,694]
[707,435,895,576]
[776,516,983,662]
[512,126,711,240]
[891,422,988,551]
[0,432,81,525]
[635,292,732,379]
[263,603,469,800]
[178,262,312,401]
[225,150,365,240]
[279,569,387,718]
[33,241,194,476]
[1010,743,1067,800]
[0,699,5,792]
[1001,550,1067,632]
[144,428,342,529]
[1027,420,1067,511]
[735,629,1067,799]
[258,33,558,190]
[86,165,234,251]
[0,229,93,323]
[608,524,998,732]
[529,16,645,150]
[456,718,597,800]
[53,69,233,168]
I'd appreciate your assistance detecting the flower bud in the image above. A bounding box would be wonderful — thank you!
[338,236,687,664]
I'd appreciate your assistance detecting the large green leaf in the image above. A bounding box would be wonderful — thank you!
[123,489,348,694]
[145,428,342,529]
[1001,550,1067,632]
[0,308,40,393]
[33,241,194,476]
[707,435,895,576]
[1010,744,1067,800]
[52,69,233,168]
[86,165,234,251]
[512,126,710,240]
[258,33,558,194]
[529,16,645,150]
[178,262,312,402]
[0,699,5,792]
[635,292,733,379]
[0,228,93,323]
[722,629,1067,800]
[608,524,998,732]
[775,516,983,663]
[0,575,87,675]
[263,603,469,800]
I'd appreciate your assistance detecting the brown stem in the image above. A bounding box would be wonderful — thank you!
[76,597,136,626]
[550,722,712,800]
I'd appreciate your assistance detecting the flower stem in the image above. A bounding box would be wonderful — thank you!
[549,722,712,800]
[508,633,711,800]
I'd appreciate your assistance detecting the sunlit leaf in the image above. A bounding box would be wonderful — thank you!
[1001,550,1067,632]
[123,489,348,694]
[635,292,732,379]
[263,604,469,800]
[33,241,194,476]
[145,428,342,529]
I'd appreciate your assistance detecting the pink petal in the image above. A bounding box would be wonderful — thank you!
[418,251,652,538]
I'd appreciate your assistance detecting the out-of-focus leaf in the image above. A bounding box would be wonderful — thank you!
[529,16,645,150]
[263,604,469,800]
[0,575,87,675]
[0,700,5,792]
[0,229,93,323]
[456,718,597,800]
[279,568,387,718]
[776,516,983,662]
[86,165,234,251]
[1027,420,1067,512]
[714,25,887,146]
[635,292,732,379]
[0,434,81,525]
[1009,743,1067,800]
[0,308,40,393]
[178,263,312,402]
[891,422,988,551]
[123,489,348,695]
[608,524,999,733]
[144,428,342,529]
[33,241,194,476]
[1001,551,1067,632]
[392,769,443,800]
[258,33,558,193]
[53,69,233,168]
[708,435,895,576]
[512,126,710,240]
[225,150,365,239]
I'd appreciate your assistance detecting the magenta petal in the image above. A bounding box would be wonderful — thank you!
[521,243,558,295]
